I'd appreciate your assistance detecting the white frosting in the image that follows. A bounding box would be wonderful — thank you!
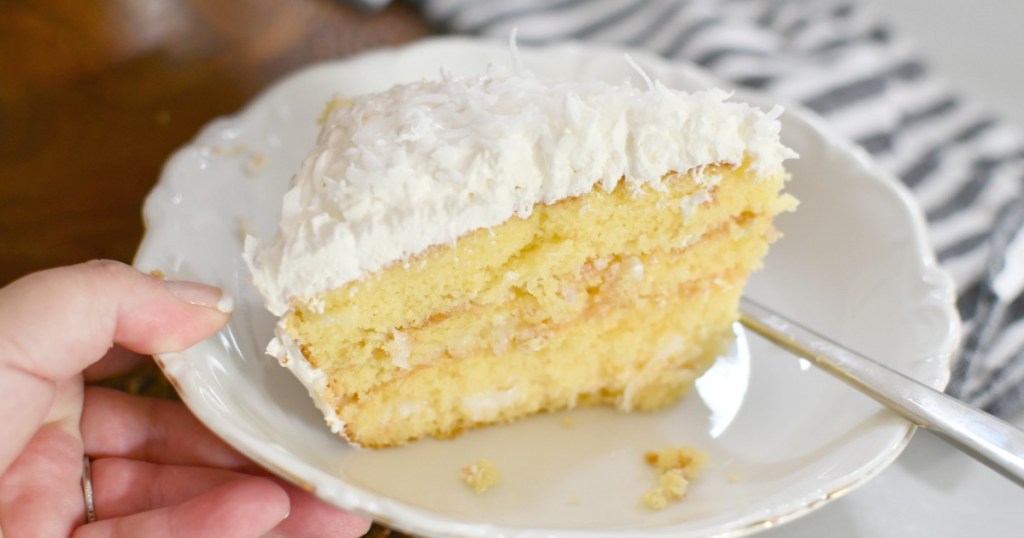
[244,66,796,316]
[461,389,522,422]
[268,325,351,440]
[622,334,687,411]
[680,173,722,221]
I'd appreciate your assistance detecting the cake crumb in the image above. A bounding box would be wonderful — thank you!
[658,468,688,498]
[645,446,708,478]
[642,446,707,510]
[460,458,500,495]
[148,269,166,280]
[727,473,742,483]
[560,416,575,428]
[211,143,248,157]
[568,496,582,505]
[244,152,268,176]
[642,489,669,510]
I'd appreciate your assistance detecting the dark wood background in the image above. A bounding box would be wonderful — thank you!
[0,0,433,285]
[2,2,432,535]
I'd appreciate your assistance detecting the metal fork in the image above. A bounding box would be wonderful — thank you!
[739,297,1024,487]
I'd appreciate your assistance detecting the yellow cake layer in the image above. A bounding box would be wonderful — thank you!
[285,160,794,446]
[341,268,745,447]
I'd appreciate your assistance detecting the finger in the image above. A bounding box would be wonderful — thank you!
[0,259,232,380]
[90,458,370,538]
[0,260,232,473]
[0,416,86,537]
[83,346,150,382]
[91,458,251,518]
[269,483,372,538]
[73,475,288,538]
[81,387,250,470]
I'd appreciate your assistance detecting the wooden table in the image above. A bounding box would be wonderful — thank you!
[0,0,432,285]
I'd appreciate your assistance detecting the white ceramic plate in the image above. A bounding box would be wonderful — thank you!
[135,37,960,537]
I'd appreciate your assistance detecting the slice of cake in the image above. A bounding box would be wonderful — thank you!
[245,65,796,448]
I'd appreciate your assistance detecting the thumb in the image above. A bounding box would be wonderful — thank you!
[0,260,232,473]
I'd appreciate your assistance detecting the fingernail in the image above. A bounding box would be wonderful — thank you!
[165,280,235,314]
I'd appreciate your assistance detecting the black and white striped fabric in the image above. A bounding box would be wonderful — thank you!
[383,0,1024,418]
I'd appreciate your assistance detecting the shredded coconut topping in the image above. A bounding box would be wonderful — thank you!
[245,66,796,315]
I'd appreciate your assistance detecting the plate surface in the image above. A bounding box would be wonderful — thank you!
[135,37,960,537]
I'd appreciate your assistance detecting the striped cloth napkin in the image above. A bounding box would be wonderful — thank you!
[365,0,1024,419]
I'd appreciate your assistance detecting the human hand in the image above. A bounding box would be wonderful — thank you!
[0,260,371,537]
